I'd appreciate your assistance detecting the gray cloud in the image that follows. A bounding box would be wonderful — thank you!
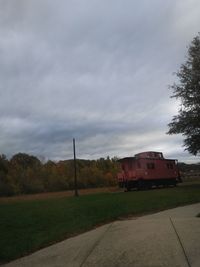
[0,0,200,162]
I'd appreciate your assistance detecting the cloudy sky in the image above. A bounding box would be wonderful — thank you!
[0,0,200,162]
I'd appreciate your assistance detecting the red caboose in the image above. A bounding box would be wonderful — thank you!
[117,151,182,190]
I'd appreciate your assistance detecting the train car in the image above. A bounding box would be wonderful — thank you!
[117,151,182,191]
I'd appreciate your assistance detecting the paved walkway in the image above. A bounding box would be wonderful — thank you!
[3,203,200,267]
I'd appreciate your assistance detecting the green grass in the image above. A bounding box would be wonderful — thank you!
[0,184,200,264]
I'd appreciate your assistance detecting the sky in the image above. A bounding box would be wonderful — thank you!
[0,0,200,163]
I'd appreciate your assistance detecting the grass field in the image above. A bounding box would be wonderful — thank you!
[0,183,200,264]
[0,186,120,203]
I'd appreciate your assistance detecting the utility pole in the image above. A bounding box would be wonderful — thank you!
[73,138,79,197]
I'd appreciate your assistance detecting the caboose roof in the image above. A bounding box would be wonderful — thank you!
[118,151,177,162]
[118,157,136,162]
[135,151,164,159]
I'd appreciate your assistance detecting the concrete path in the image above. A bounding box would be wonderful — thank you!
[3,203,200,267]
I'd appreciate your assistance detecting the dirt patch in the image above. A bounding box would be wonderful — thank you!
[0,187,122,203]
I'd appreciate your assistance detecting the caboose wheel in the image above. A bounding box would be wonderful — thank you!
[137,179,144,190]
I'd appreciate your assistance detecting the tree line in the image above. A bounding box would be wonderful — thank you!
[0,153,119,196]
[1,152,199,196]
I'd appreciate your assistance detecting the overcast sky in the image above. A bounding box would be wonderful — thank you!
[0,0,200,162]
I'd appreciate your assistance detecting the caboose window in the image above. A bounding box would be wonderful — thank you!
[147,163,155,169]
[129,162,132,170]
[167,163,173,169]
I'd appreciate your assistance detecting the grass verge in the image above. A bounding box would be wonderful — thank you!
[0,183,200,264]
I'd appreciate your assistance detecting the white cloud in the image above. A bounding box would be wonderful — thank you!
[0,0,199,162]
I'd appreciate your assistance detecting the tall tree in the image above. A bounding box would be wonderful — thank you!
[10,153,41,169]
[167,33,200,155]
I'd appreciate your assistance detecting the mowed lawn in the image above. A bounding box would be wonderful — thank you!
[0,184,200,264]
